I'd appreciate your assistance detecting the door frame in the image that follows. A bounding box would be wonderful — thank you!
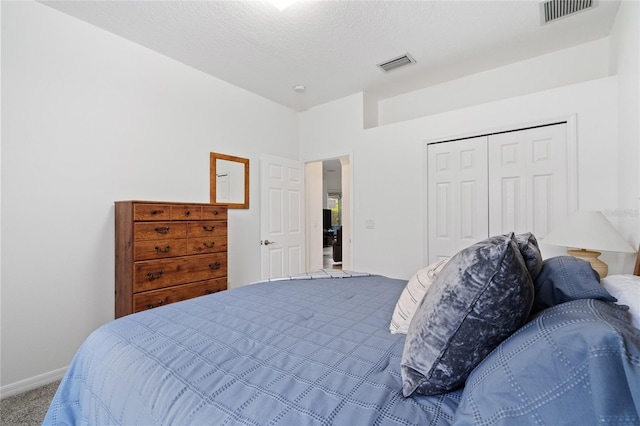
[304,154,353,272]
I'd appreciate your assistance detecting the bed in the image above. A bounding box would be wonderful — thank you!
[44,234,640,425]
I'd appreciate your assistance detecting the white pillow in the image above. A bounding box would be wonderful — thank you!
[601,274,640,329]
[389,258,449,334]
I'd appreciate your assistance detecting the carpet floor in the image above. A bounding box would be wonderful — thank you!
[0,380,60,425]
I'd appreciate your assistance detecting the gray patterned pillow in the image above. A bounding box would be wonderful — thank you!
[401,233,534,397]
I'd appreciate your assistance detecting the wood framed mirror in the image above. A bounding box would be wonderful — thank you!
[210,152,249,209]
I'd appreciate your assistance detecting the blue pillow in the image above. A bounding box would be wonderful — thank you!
[531,256,616,315]
[456,299,640,425]
[401,233,534,396]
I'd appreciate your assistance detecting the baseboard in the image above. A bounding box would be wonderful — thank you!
[0,367,67,399]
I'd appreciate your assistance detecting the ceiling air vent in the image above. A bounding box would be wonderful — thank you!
[377,53,416,73]
[540,0,595,24]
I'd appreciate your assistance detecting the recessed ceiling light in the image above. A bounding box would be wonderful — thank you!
[293,84,306,93]
[266,0,298,11]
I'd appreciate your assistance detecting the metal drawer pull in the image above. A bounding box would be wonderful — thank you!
[155,226,170,234]
[203,241,215,249]
[155,245,170,253]
[147,271,163,280]
[147,300,164,309]
[203,225,215,232]
[208,262,221,270]
[150,209,164,215]
[185,210,190,216]
[205,289,213,294]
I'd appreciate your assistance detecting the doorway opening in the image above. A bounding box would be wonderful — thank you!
[305,156,351,272]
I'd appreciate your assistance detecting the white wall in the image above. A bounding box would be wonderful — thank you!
[300,77,629,281]
[609,0,640,272]
[378,38,612,126]
[323,166,342,202]
[1,1,298,394]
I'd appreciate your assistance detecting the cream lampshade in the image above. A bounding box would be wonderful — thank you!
[542,210,636,278]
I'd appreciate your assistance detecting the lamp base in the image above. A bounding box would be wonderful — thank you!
[567,249,607,279]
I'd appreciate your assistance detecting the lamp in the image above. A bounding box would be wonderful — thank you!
[542,210,636,278]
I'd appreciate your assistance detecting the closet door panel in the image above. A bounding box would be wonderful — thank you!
[488,123,568,238]
[489,131,528,234]
[527,125,568,237]
[428,137,488,263]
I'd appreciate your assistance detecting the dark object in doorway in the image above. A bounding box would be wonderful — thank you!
[323,209,331,230]
[333,227,342,262]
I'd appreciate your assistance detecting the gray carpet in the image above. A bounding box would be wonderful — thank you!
[0,380,60,425]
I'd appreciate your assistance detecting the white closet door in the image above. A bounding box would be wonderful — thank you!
[428,136,489,263]
[488,123,568,238]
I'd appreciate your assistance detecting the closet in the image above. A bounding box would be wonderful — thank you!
[427,122,570,263]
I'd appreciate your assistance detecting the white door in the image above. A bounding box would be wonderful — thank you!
[488,123,568,238]
[427,136,489,263]
[260,154,305,280]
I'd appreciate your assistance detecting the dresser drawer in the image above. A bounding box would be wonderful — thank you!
[134,239,188,261]
[134,222,187,241]
[133,278,227,313]
[134,253,227,292]
[171,205,202,221]
[188,221,227,237]
[202,205,228,221]
[187,236,227,255]
[134,203,171,221]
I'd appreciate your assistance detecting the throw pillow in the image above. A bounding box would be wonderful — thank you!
[456,299,640,424]
[531,256,615,315]
[401,233,534,397]
[601,274,640,329]
[389,258,449,334]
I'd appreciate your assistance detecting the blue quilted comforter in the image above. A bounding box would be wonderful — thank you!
[44,275,461,425]
[44,274,640,425]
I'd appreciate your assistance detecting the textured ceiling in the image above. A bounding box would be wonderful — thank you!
[41,0,621,111]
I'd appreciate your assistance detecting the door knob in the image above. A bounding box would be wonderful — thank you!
[262,239,276,245]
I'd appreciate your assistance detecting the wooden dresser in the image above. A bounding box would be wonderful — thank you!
[115,201,228,318]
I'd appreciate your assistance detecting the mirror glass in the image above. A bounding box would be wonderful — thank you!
[210,152,249,209]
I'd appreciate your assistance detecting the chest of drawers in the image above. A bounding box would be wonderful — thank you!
[115,201,228,318]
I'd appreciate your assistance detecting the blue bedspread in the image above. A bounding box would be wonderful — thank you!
[43,273,640,425]
[44,275,461,425]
